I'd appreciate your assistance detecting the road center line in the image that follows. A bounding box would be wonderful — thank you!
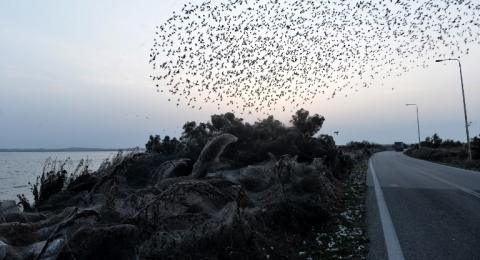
[369,159,405,260]
[414,167,480,200]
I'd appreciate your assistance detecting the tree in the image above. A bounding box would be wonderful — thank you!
[254,115,284,140]
[181,121,211,159]
[431,133,443,148]
[210,112,244,135]
[472,135,480,159]
[145,135,161,153]
[441,139,462,148]
[291,108,325,137]
[421,133,443,148]
[145,109,341,166]
[162,136,183,155]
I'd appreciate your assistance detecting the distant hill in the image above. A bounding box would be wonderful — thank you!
[0,147,142,152]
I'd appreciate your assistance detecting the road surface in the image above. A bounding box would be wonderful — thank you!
[367,151,480,260]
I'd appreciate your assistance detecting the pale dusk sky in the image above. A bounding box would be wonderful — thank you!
[1,0,479,148]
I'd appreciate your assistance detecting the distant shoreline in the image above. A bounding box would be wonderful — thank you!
[0,148,141,152]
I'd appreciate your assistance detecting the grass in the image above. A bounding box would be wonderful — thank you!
[16,157,92,211]
[405,147,480,172]
[295,161,368,259]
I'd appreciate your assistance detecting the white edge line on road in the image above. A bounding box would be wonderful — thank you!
[369,158,405,260]
[414,168,480,200]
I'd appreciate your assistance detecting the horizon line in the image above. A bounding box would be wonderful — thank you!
[0,147,143,152]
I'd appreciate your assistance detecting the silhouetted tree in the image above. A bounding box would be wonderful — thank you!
[472,135,480,159]
[181,121,211,159]
[145,135,161,153]
[254,115,285,140]
[145,109,349,170]
[210,112,245,137]
[345,141,383,150]
[442,139,462,148]
[162,136,183,155]
[291,108,325,137]
[431,133,443,148]
[421,133,443,148]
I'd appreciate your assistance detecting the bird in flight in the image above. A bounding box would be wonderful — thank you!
[150,0,480,115]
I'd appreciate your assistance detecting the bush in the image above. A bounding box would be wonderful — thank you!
[145,135,161,153]
[145,135,185,155]
[19,157,92,209]
[472,135,480,159]
[421,133,443,148]
[290,108,325,137]
[442,139,462,148]
[342,141,386,160]
[420,133,464,149]
[344,141,383,150]
[405,146,467,162]
[145,109,352,175]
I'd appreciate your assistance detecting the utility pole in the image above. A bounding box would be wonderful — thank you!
[406,104,421,148]
[435,59,472,160]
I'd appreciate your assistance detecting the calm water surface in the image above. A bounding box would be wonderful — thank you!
[0,151,116,201]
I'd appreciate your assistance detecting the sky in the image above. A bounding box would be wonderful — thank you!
[1,0,479,148]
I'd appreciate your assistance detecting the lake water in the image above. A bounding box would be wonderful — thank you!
[0,151,117,201]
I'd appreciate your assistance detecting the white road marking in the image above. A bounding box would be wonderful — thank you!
[369,159,406,260]
[414,168,480,200]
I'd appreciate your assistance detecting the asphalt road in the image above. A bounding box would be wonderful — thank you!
[367,151,480,260]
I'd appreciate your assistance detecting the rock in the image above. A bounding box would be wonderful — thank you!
[191,134,238,179]
[0,200,19,214]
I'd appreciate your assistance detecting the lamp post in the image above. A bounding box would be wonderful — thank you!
[435,58,472,160]
[406,104,421,148]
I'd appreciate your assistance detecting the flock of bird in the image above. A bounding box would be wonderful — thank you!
[150,0,480,115]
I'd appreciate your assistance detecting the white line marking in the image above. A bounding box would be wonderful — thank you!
[414,168,480,199]
[369,159,405,260]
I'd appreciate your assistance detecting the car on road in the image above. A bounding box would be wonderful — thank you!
[394,142,406,152]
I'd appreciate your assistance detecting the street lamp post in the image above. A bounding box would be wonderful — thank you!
[406,104,421,148]
[435,58,472,160]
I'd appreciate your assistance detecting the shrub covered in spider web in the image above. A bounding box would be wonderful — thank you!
[17,157,92,210]
[146,109,352,178]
